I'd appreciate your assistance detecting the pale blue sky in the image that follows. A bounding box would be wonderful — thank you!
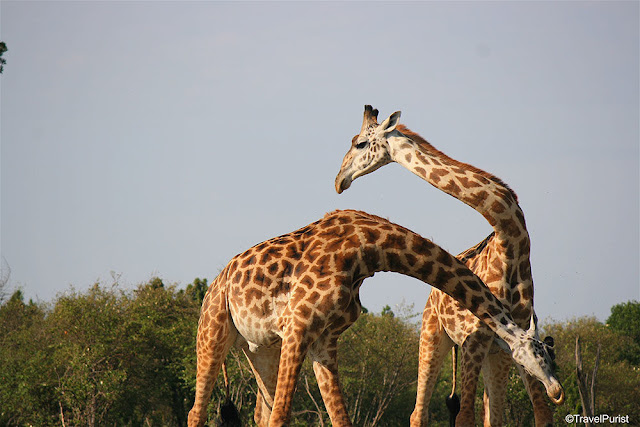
[1,1,638,322]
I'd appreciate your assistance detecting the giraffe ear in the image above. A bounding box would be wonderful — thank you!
[376,111,401,135]
[526,313,540,338]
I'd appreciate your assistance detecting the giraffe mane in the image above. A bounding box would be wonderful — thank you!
[457,231,495,262]
[395,124,519,203]
[325,209,408,231]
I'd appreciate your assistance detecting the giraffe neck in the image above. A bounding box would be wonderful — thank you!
[356,223,523,346]
[387,125,529,255]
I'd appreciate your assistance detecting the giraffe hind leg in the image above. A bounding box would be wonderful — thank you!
[242,344,282,427]
[188,288,238,427]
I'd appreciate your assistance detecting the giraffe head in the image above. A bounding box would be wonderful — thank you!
[497,314,564,405]
[335,105,401,194]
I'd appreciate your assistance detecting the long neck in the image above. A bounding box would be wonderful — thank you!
[362,234,523,347]
[363,237,562,400]
[387,126,529,252]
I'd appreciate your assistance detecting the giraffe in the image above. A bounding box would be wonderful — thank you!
[334,106,562,426]
[187,209,563,427]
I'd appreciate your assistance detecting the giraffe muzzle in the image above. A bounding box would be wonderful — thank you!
[546,380,565,405]
[335,173,351,194]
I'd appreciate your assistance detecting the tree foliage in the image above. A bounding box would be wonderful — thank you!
[0,280,200,425]
[0,41,6,74]
[542,315,640,425]
[1,283,638,426]
[606,300,640,365]
[337,306,420,426]
[0,290,52,425]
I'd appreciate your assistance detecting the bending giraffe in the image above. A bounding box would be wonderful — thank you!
[335,106,562,426]
[187,209,563,427]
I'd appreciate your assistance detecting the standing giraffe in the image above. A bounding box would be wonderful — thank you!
[335,106,561,426]
[187,209,563,427]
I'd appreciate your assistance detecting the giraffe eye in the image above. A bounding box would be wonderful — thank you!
[355,140,369,149]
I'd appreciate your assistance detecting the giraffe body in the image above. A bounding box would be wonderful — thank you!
[188,209,562,427]
[335,106,562,426]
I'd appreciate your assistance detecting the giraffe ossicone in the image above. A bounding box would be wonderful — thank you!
[335,105,563,426]
[187,209,563,427]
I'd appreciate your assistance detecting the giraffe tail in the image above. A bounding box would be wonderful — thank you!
[218,361,242,427]
[445,345,460,427]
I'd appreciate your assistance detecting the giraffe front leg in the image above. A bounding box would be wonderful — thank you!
[410,297,454,427]
[456,330,493,427]
[268,330,312,426]
[481,347,512,427]
[310,335,352,427]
